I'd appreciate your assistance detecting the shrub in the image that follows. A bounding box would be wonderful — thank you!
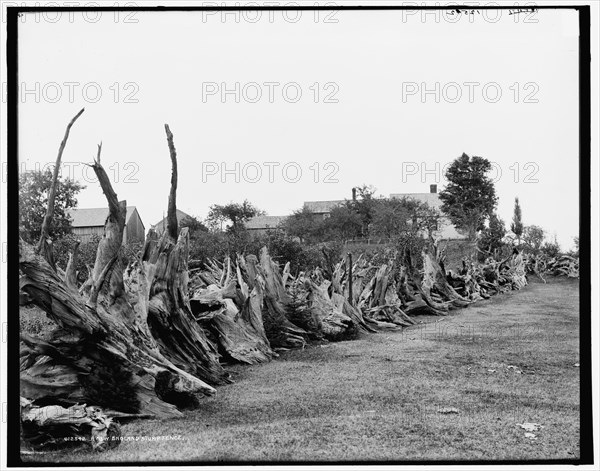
[53,234,101,284]
[393,232,429,269]
[541,240,562,258]
[53,234,143,284]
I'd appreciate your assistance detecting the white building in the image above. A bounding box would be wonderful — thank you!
[389,185,466,240]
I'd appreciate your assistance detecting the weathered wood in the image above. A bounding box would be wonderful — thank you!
[89,143,128,311]
[422,249,471,309]
[64,240,80,292]
[164,124,179,241]
[209,290,273,364]
[308,283,358,341]
[257,248,308,349]
[190,257,275,364]
[21,397,122,451]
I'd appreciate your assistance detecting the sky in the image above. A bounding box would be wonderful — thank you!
[14,7,581,249]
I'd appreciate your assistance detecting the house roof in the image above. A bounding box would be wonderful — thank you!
[151,209,193,231]
[68,206,140,228]
[389,193,442,209]
[303,200,345,213]
[245,215,288,230]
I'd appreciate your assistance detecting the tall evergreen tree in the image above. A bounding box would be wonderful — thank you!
[478,212,506,256]
[438,152,497,240]
[510,197,524,246]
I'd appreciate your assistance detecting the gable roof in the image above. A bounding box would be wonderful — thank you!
[68,206,141,228]
[151,209,193,231]
[303,200,345,213]
[245,215,288,230]
[389,193,442,210]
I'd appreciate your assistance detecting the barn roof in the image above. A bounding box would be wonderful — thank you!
[303,200,345,213]
[245,215,288,230]
[68,206,140,228]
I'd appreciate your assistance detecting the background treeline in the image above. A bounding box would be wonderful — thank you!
[19,155,578,279]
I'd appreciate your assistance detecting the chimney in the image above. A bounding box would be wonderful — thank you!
[430,184,437,194]
[352,187,357,201]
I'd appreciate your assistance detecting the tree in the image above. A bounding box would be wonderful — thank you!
[322,204,363,241]
[522,225,545,254]
[53,234,101,283]
[180,215,209,235]
[349,185,378,236]
[370,197,439,239]
[571,236,580,257]
[541,236,561,258]
[206,200,264,234]
[370,199,413,238]
[188,230,229,265]
[281,206,323,243]
[510,197,524,246]
[438,153,498,240]
[478,212,507,257]
[19,169,85,243]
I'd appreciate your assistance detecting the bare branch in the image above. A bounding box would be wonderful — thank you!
[92,142,121,217]
[164,124,178,240]
[64,239,80,292]
[96,141,102,164]
[36,108,85,265]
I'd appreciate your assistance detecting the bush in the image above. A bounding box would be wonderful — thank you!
[187,228,344,274]
[53,234,101,284]
[251,230,342,273]
[53,234,143,284]
[188,231,230,265]
[541,240,562,258]
[393,232,429,270]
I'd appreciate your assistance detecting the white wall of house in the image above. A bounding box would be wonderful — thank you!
[435,216,467,240]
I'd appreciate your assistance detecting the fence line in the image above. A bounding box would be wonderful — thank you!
[343,237,467,246]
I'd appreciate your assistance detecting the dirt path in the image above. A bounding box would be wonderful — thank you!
[25,278,581,463]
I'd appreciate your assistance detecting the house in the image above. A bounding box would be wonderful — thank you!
[68,206,145,244]
[151,209,193,235]
[390,184,466,240]
[245,215,289,236]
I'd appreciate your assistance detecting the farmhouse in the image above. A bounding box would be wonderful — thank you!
[390,185,466,240]
[68,206,145,244]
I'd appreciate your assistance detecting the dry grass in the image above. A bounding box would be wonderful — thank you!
[22,277,580,463]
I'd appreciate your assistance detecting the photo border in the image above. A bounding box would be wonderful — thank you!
[5,4,593,467]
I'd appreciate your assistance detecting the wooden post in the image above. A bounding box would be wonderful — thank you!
[347,251,353,305]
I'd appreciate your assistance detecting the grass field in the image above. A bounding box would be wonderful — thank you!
[22,277,580,463]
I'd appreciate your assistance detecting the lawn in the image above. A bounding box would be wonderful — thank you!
[22,277,580,463]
